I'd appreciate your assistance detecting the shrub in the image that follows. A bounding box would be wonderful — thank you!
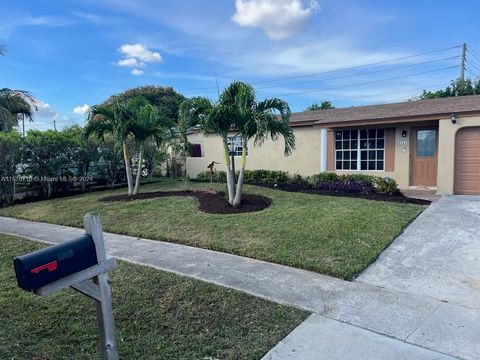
[342,174,376,187]
[317,181,366,193]
[243,170,290,183]
[308,172,339,186]
[374,177,399,195]
[288,173,308,185]
[196,170,227,182]
[0,131,22,206]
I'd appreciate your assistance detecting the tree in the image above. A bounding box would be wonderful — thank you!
[126,97,173,194]
[63,125,99,191]
[0,88,36,134]
[0,46,36,134]
[418,78,480,99]
[106,86,185,124]
[85,101,135,195]
[93,135,125,188]
[86,97,173,195]
[179,81,295,206]
[304,101,335,111]
[0,130,22,205]
[23,129,78,198]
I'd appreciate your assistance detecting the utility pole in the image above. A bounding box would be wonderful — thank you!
[53,119,57,131]
[460,42,467,84]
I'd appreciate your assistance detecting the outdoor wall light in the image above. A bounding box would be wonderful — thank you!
[451,112,457,124]
[402,130,408,137]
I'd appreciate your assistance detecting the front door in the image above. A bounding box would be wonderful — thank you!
[411,128,438,187]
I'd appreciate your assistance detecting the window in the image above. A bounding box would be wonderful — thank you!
[190,143,202,157]
[227,136,247,156]
[335,129,385,171]
[416,130,436,157]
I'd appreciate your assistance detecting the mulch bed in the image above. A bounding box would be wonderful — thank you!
[248,182,432,205]
[99,190,272,214]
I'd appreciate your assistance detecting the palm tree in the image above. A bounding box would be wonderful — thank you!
[0,46,36,134]
[85,101,136,195]
[0,89,36,134]
[179,81,295,206]
[126,97,173,194]
[86,96,173,195]
[179,96,237,202]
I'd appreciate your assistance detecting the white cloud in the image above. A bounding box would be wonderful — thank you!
[131,69,144,76]
[117,58,145,67]
[232,0,320,40]
[72,104,90,114]
[119,43,162,63]
[34,101,58,118]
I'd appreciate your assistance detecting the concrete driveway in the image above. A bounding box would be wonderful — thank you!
[358,195,480,309]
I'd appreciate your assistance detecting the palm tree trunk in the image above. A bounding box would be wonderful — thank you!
[133,144,144,195]
[232,145,247,207]
[223,141,235,204]
[123,141,134,195]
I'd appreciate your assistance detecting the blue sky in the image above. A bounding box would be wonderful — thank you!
[1,0,479,131]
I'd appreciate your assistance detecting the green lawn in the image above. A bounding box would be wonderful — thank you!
[0,179,425,279]
[0,234,307,359]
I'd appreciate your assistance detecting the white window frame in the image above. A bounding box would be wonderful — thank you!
[227,135,248,157]
[334,128,385,171]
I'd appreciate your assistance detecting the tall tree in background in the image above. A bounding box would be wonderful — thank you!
[419,78,480,99]
[304,101,335,111]
[180,81,295,206]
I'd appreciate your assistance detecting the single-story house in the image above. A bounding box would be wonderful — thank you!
[186,94,480,195]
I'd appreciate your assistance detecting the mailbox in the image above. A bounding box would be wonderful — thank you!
[13,234,98,292]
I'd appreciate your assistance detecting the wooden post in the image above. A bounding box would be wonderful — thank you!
[84,213,118,360]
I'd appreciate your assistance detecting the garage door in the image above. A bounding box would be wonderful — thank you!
[455,127,480,195]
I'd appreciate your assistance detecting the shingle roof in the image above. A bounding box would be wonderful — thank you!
[290,94,480,126]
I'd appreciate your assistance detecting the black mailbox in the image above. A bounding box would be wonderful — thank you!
[13,234,98,292]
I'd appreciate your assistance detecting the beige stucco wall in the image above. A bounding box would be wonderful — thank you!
[186,127,321,177]
[437,115,480,195]
[187,118,480,194]
[334,126,412,189]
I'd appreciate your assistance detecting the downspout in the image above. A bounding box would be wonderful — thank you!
[320,128,328,172]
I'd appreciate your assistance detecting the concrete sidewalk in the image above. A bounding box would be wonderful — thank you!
[0,215,476,359]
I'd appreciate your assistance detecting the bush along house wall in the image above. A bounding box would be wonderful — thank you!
[195,170,399,196]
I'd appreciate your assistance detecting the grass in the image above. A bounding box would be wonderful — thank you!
[0,179,425,279]
[0,234,308,359]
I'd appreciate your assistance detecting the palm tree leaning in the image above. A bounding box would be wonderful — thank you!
[179,81,295,206]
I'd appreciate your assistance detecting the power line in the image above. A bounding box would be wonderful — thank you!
[465,67,479,79]
[289,82,449,108]
[465,69,476,79]
[467,47,480,63]
[177,44,463,93]
[244,44,462,86]
[264,65,459,97]
[466,59,480,73]
[253,56,459,90]
[468,63,480,74]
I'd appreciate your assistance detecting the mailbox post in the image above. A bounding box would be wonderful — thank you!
[13,213,118,360]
